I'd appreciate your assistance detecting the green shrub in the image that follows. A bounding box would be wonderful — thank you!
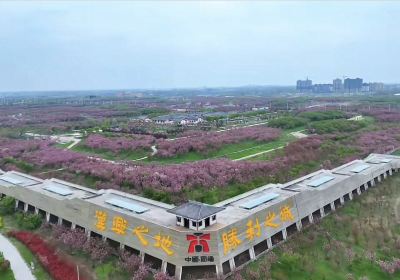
[0,252,10,272]
[15,212,42,230]
[298,110,346,121]
[0,197,15,215]
[309,119,366,134]
[268,116,307,129]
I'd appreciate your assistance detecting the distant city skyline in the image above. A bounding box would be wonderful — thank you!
[0,1,399,92]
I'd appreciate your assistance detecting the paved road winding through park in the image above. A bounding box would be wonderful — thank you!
[0,233,36,280]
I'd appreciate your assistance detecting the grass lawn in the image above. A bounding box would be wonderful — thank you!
[392,150,400,156]
[240,173,400,280]
[95,259,130,280]
[55,141,74,149]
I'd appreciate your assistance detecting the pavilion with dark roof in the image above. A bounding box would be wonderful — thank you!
[167,201,225,230]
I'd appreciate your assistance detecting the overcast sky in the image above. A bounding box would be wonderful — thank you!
[0,1,399,92]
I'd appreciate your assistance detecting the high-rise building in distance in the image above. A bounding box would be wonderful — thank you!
[333,78,343,92]
[344,78,363,92]
[296,78,313,92]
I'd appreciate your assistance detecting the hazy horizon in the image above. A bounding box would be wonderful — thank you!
[0,1,399,92]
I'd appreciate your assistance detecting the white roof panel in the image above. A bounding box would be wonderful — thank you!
[240,193,280,210]
[1,176,22,185]
[307,175,335,187]
[105,198,149,214]
[44,185,73,196]
[350,164,370,173]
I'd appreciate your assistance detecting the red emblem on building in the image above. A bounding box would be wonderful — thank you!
[187,233,210,253]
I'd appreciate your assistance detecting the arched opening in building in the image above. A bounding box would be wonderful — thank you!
[301,216,310,227]
[182,265,216,280]
[312,209,321,222]
[271,231,284,245]
[144,253,162,270]
[254,240,269,256]
[234,249,251,267]
[323,203,332,215]
[286,223,298,236]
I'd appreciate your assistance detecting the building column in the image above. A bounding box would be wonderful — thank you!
[384,172,388,179]
[371,179,375,187]
[267,237,273,249]
[364,183,369,191]
[215,263,224,278]
[57,218,62,225]
[377,175,382,183]
[15,199,19,209]
[34,207,39,215]
[140,251,145,262]
[356,187,361,195]
[308,214,314,224]
[45,212,50,222]
[174,266,182,280]
[249,247,256,260]
[102,236,107,242]
[229,258,236,272]
[349,192,353,200]
[119,243,125,251]
[340,197,345,205]
[296,221,302,231]
[86,230,91,238]
[282,228,288,240]
[71,223,76,230]
[23,203,28,212]
[161,261,167,273]
[330,202,336,211]
[320,207,325,218]
[389,169,393,175]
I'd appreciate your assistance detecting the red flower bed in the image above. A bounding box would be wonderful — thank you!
[8,231,83,280]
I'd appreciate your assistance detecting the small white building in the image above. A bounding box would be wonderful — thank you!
[167,201,224,230]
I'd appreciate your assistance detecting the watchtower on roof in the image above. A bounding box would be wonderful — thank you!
[167,201,224,230]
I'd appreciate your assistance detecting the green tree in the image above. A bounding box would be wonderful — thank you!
[0,197,15,215]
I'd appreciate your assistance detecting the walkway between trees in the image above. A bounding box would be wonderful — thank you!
[0,233,36,280]
[233,146,284,161]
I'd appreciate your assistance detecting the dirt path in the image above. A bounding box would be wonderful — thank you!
[233,146,284,161]
[66,138,81,149]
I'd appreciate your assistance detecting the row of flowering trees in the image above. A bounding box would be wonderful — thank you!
[1,126,400,202]
[80,126,281,158]
[356,128,400,154]
[84,134,155,153]
[0,136,323,197]
[362,108,400,123]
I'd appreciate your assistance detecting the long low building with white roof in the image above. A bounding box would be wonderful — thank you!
[0,153,399,279]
